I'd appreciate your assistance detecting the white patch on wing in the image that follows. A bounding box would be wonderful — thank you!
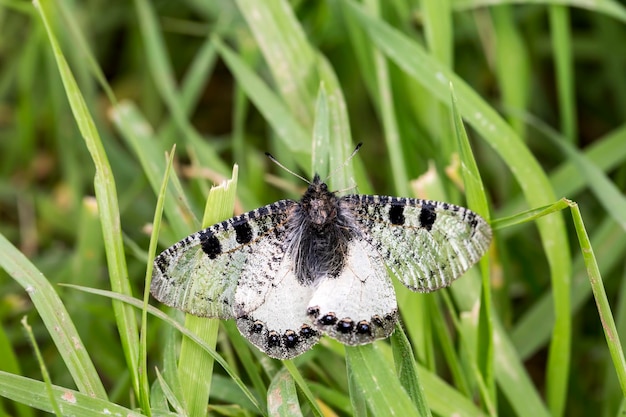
[307,237,397,345]
[234,246,319,359]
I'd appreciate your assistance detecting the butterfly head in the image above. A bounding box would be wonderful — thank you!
[299,174,338,226]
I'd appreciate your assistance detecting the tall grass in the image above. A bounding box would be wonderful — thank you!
[1,0,625,416]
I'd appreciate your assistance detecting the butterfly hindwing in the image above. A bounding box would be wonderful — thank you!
[235,253,320,359]
[343,195,492,292]
[307,236,397,345]
[151,200,296,318]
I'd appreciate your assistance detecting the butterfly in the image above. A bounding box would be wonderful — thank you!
[151,149,492,359]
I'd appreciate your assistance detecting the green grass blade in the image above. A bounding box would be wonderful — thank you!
[491,5,530,137]
[133,0,227,176]
[569,202,626,395]
[316,56,359,189]
[501,124,626,218]
[512,218,626,359]
[452,0,626,23]
[529,115,626,230]
[368,0,409,195]
[283,362,322,417]
[492,199,571,230]
[62,284,265,415]
[0,371,146,417]
[390,324,432,416]
[235,0,317,128]
[344,4,571,413]
[154,368,187,417]
[549,5,577,143]
[177,167,239,417]
[110,101,197,235]
[312,84,330,178]
[492,316,551,417]
[346,344,419,416]
[267,369,303,417]
[214,37,310,156]
[451,85,495,413]
[21,317,62,416]
[140,145,176,415]
[416,362,487,417]
[35,0,141,400]
[0,233,106,399]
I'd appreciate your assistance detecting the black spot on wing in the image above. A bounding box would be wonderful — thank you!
[234,221,253,244]
[336,318,354,333]
[199,231,221,259]
[283,330,299,348]
[388,205,405,225]
[419,203,437,231]
[155,255,168,276]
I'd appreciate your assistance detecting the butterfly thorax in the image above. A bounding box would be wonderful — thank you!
[286,175,357,286]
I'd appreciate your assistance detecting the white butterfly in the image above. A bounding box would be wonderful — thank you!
[151,158,492,359]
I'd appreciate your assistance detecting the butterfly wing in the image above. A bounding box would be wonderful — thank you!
[152,199,321,359]
[342,195,492,292]
[151,200,297,318]
[307,236,398,345]
[234,256,320,359]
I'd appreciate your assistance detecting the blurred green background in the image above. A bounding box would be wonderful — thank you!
[1,0,626,416]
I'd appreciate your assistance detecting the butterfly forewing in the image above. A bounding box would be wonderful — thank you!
[344,195,492,292]
[151,200,296,318]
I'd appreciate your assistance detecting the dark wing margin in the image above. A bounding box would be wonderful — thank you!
[150,199,296,318]
[342,195,492,292]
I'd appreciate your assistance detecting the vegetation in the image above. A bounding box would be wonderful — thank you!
[1,0,625,416]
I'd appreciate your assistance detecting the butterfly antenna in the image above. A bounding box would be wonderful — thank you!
[323,142,363,182]
[265,152,311,185]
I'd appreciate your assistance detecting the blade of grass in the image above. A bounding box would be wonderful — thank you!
[415,361,487,417]
[344,5,570,414]
[512,217,626,358]
[492,199,571,230]
[282,361,321,417]
[603,264,626,414]
[365,0,409,195]
[549,5,577,143]
[451,84,495,413]
[61,284,265,415]
[569,201,626,395]
[316,55,360,189]
[453,0,626,24]
[526,114,626,231]
[155,368,188,417]
[0,371,146,417]
[267,369,303,417]
[500,124,626,219]
[133,0,228,176]
[312,84,330,178]
[235,0,317,128]
[491,5,530,138]
[110,101,198,235]
[214,37,311,156]
[0,232,106,399]
[140,145,177,416]
[420,0,456,160]
[176,167,239,417]
[21,316,62,417]
[346,344,419,417]
[35,0,141,402]
[390,323,432,416]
